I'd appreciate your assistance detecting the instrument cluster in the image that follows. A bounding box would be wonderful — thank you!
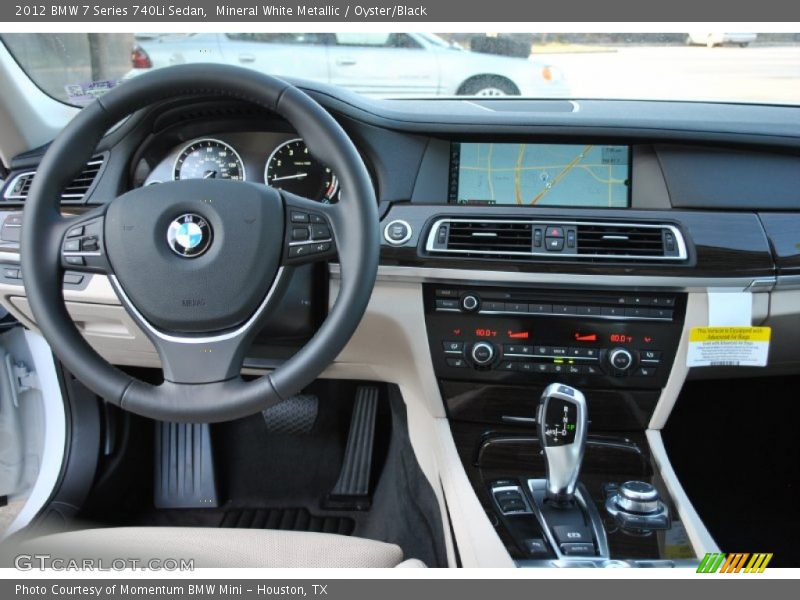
[141,132,340,203]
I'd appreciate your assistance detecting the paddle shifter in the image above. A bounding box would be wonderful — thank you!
[536,383,588,505]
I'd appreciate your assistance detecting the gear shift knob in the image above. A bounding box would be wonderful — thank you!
[536,383,588,504]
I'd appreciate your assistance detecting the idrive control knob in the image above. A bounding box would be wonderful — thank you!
[471,342,495,366]
[615,481,660,514]
[609,348,634,371]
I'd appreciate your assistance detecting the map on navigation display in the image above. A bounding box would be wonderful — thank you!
[451,143,630,207]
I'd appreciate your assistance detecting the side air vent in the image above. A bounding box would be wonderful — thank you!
[576,223,666,257]
[426,218,687,261]
[3,156,105,202]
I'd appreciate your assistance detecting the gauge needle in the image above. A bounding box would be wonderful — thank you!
[203,170,217,179]
[271,173,308,182]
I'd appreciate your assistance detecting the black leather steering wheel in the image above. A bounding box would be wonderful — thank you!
[21,64,379,422]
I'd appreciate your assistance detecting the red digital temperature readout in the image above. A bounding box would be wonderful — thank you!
[609,333,634,344]
[475,328,498,338]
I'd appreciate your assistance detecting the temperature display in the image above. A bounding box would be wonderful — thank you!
[475,328,498,338]
[609,333,634,343]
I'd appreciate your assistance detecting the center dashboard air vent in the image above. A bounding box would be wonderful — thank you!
[426,218,687,261]
[2,155,105,203]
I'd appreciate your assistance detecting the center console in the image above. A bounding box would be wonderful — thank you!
[424,283,695,567]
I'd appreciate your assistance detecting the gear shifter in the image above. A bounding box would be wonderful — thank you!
[537,383,588,505]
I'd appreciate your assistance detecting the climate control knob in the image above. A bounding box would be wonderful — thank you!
[470,342,496,366]
[608,348,634,371]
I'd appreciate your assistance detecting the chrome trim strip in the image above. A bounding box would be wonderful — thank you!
[2,171,35,200]
[477,309,672,322]
[109,267,285,344]
[425,218,688,261]
[329,263,771,292]
[288,237,333,247]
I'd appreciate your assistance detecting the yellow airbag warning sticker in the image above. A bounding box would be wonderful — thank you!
[687,327,771,368]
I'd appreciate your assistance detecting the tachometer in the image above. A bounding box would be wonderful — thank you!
[173,139,246,181]
[264,138,339,203]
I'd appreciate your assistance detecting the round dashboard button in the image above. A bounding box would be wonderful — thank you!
[383,220,413,245]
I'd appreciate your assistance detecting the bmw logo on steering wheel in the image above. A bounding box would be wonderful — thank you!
[167,213,213,257]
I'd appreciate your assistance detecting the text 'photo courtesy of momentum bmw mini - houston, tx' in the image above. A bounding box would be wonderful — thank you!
[0,0,798,595]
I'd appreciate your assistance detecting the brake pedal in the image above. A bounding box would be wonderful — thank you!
[154,422,219,509]
[326,386,379,510]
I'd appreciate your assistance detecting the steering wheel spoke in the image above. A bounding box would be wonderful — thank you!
[60,209,112,275]
[280,191,338,266]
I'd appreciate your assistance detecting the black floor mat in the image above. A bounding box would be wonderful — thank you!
[663,376,800,567]
[77,380,446,566]
[145,507,355,535]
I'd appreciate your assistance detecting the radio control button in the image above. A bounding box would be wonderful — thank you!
[504,302,527,313]
[529,303,552,314]
[435,299,459,310]
[461,294,480,312]
[602,306,625,317]
[482,301,504,312]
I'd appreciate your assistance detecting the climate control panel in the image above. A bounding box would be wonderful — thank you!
[425,285,685,389]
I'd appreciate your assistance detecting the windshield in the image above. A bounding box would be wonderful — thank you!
[2,32,798,106]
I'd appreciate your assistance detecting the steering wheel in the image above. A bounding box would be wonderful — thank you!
[20,65,379,422]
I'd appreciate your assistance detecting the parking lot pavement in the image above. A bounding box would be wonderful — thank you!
[536,45,800,104]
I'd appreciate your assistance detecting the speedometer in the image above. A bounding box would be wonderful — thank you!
[173,139,246,181]
[264,138,339,203]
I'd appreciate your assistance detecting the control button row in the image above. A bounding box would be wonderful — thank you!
[470,302,673,320]
[506,345,600,360]
[496,362,604,376]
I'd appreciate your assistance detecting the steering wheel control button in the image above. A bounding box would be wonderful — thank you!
[311,224,331,240]
[292,227,310,241]
[66,226,84,238]
[290,211,310,223]
[167,213,213,258]
[63,239,81,252]
[383,220,413,245]
[65,256,85,266]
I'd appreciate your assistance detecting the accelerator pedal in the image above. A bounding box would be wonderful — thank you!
[154,422,219,509]
[326,386,379,510]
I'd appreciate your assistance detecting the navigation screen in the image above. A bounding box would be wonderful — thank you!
[449,143,631,207]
